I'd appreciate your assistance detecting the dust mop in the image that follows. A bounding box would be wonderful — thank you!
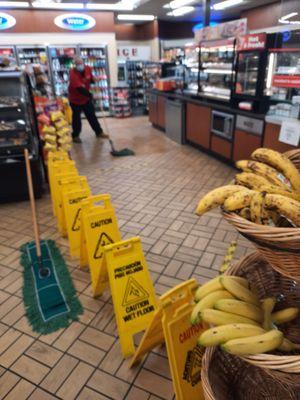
[100,100,135,157]
[20,149,83,334]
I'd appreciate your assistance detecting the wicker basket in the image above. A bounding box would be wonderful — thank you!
[201,346,300,400]
[223,211,300,282]
[225,252,300,384]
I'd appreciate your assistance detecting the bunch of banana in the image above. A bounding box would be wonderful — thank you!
[195,148,300,227]
[192,275,300,355]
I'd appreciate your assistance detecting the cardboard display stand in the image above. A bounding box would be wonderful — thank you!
[103,237,158,358]
[80,194,122,297]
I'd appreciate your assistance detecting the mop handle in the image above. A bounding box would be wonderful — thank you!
[24,149,41,258]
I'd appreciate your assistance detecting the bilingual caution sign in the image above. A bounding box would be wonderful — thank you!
[80,194,121,297]
[130,279,198,367]
[162,303,205,400]
[103,237,158,358]
[62,186,91,258]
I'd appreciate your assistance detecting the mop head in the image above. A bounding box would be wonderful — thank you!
[109,139,135,157]
[20,240,83,334]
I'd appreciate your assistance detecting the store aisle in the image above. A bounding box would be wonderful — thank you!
[0,117,254,400]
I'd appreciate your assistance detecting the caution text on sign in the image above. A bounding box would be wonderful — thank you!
[62,186,91,257]
[80,194,121,297]
[103,237,158,358]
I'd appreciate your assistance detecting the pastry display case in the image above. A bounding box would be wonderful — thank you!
[198,39,235,102]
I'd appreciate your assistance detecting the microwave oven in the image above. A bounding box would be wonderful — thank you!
[211,110,235,140]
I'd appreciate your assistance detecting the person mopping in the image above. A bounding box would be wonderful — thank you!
[68,56,108,143]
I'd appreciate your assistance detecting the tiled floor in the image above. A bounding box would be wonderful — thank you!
[0,116,254,399]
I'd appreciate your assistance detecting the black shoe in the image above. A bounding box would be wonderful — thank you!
[96,132,109,139]
[73,137,82,143]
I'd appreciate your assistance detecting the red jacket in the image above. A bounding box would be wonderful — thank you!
[68,65,94,105]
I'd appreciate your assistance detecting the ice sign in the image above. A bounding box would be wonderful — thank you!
[54,14,96,31]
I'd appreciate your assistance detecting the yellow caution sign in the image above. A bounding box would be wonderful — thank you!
[48,161,77,215]
[103,237,158,358]
[162,302,205,400]
[80,194,121,297]
[57,176,89,237]
[130,279,197,367]
[62,187,92,258]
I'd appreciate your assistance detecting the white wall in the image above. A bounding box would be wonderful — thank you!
[0,32,118,85]
[117,39,160,61]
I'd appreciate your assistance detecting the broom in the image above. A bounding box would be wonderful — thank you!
[100,98,135,157]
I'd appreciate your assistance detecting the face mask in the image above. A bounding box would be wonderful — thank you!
[76,64,84,72]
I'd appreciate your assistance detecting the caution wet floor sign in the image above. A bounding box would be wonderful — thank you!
[103,237,158,358]
[80,194,121,297]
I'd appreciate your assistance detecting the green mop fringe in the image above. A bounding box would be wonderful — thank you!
[20,240,83,335]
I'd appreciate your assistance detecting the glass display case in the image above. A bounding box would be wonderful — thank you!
[235,51,260,96]
[199,39,235,101]
[0,71,38,158]
[0,46,17,67]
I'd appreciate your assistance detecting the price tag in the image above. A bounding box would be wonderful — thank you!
[279,121,300,147]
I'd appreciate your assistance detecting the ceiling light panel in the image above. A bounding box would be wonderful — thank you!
[167,6,194,16]
[212,0,243,10]
[168,0,195,9]
[0,1,29,7]
[32,2,84,9]
[117,14,155,21]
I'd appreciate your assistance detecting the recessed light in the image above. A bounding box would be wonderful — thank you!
[117,14,155,21]
[167,6,194,16]
[0,1,29,7]
[212,0,243,10]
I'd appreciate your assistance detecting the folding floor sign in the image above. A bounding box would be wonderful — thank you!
[57,176,89,237]
[80,194,121,297]
[130,279,198,367]
[103,237,158,358]
[62,186,92,258]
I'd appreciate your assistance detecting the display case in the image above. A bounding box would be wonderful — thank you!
[0,46,17,66]
[78,45,110,112]
[265,31,300,120]
[48,46,76,97]
[233,33,269,112]
[17,46,49,69]
[0,71,44,201]
[199,39,235,102]
[111,86,131,118]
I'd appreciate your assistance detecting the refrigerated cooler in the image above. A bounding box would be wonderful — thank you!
[17,46,49,69]
[0,46,17,67]
[48,46,76,97]
[78,45,110,111]
[198,39,235,102]
[233,33,269,113]
[0,71,44,201]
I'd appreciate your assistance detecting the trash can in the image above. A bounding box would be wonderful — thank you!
[165,99,185,144]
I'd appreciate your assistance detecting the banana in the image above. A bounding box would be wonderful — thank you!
[278,338,300,352]
[221,329,283,355]
[220,276,260,306]
[239,207,251,220]
[236,173,299,200]
[195,276,249,301]
[191,290,234,325]
[264,194,300,227]
[262,297,276,330]
[200,309,259,326]
[271,307,299,325]
[196,185,247,215]
[251,148,300,192]
[214,299,263,323]
[223,190,255,212]
[198,323,265,347]
[250,191,265,224]
[237,160,291,190]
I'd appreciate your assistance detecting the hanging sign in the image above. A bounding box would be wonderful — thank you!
[63,187,91,258]
[237,33,266,51]
[80,194,121,297]
[103,237,158,358]
[195,18,247,42]
[279,120,300,147]
[117,46,151,61]
[54,13,96,31]
[162,303,205,400]
[130,279,198,367]
[0,13,16,30]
